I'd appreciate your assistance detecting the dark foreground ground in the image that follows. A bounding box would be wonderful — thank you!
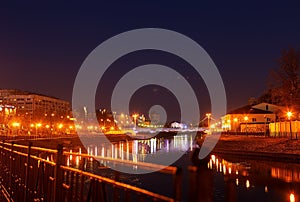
[211,135,300,155]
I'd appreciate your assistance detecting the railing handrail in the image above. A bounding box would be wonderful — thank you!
[0,141,178,174]
[61,165,175,202]
[0,142,57,153]
[0,141,182,201]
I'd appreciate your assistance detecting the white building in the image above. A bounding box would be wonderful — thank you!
[221,103,282,133]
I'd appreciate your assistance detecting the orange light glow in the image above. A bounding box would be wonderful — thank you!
[287,111,293,120]
[290,193,295,202]
[12,122,20,127]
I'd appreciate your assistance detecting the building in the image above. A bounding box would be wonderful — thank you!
[0,89,72,133]
[221,103,281,133]
[0,105,16,132]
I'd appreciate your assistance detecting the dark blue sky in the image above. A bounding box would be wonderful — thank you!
[1,2,300,118]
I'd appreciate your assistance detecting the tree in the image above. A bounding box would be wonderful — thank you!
[262,48,300,106]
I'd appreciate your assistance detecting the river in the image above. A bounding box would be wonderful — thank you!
[65,133,300,201]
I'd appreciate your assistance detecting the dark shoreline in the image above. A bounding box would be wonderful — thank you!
[212,149,300,163]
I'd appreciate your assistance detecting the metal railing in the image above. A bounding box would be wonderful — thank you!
[0,141,181,202]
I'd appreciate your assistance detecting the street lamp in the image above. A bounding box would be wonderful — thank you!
[233,118,238,135]
[287,111,293,139]
[206,113,211,129]
[35,123,42,139]
[244,116,249,136]
[12,122,20,136]
[132,114,138,129]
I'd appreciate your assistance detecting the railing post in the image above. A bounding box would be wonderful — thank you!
[24,142,32,202]
[53,144,63,202]
[9,141,14,195]
[173,167,182,202]
[188,166,198,202]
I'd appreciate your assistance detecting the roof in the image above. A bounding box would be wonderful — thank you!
[0,89,68,102]
[227,105,273,114]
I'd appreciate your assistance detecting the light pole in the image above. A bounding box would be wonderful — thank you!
[35,123,42,139]
[51,113,55,137]
[206,113,211,129]
[12,122,20,136]
[233,118,238,135]
[287,111,292,139]
[132,114,138,129]
[244,116,249,136]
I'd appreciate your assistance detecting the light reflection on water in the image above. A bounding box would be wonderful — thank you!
[209,154,300,202]
[63,134,300,201]
[66,134,194,165]
[64,134,195,172]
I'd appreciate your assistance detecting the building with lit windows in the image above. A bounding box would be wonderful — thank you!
[0,89,72,133]
[221,103,281,133]
[0,105,16,132]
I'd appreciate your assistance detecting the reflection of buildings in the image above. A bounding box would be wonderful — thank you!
[78,134,193,163]
[271,167,300,183]
[209,154,300,202]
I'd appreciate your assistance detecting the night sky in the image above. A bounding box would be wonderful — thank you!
[1,2,300,120]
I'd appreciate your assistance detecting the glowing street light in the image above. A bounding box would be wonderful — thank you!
[12,122,20,135]
[206,113,211,129]
[12,122,20,127]
[233,118,238,135]
[287,111,293,120]
[244,116,249,136]
[35,123,42,138]
[132,114,138,129]
[58,123,63,129]
[287,111,293,139]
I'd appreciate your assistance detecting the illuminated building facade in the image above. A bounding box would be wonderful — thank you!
[0,89,72,133]
[221,103,279,133]
[0,104,16,131]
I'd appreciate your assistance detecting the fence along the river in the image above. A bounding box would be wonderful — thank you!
[0,141,182,202]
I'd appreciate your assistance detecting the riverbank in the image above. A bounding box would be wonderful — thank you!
[209,135,300,155]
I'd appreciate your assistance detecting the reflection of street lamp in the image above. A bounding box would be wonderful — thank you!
[290,193,295,202]
[244,116,249,136]
[287,111,293,139]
